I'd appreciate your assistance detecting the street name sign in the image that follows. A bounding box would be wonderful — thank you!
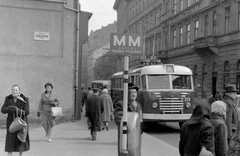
[110,33,143,55]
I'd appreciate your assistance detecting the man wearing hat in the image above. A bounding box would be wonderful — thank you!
[222,84,239,143]
[85,88,104,141]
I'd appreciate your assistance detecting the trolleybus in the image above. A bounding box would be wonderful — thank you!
[111,61,195,126]
[91,80,111,93]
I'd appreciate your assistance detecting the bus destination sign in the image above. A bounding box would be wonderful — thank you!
[110,33,143,55]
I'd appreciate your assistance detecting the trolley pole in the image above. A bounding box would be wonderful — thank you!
[121,54,129,156]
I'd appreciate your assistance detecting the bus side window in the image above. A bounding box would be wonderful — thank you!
[131,76,135,85]
[136,75,140,88]
[142,75,146,90]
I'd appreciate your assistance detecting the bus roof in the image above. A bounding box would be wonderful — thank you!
[91,80,110,84]
[112,64,193,77]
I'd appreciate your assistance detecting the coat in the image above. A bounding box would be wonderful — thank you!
[114,100,142,127]
[179,102,215,156]
[100,93,114,122]
[223,95,239,139]
[1,94,30,152]
[85,94,104,131]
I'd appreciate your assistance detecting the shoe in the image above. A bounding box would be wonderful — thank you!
[102,127,105,130]
[106,126,109,131]
[47,138,51,142]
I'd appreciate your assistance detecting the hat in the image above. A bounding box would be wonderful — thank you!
[44,82,53,89]
[224,84,238,93]
[128,83,139,91]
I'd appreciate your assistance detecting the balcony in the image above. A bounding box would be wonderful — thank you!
[193,36,219,57]
[157,50,168,59]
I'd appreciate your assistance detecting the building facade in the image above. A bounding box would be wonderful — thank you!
[113,0,240,100]
[0,0,90,120]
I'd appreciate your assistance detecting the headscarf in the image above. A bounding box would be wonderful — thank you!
[188,100,211,124]
[102,88,108,94]
[211,100,226,120]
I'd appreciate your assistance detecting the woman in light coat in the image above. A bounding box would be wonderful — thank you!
[100,89,114,130]
[37,82,59,142]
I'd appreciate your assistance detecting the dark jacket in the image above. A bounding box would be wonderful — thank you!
[179,102,215,156]
[223,95,239,139]
[114,101,142,127]
[210,114,228,156]
[1,94,30,152]
[85,94,104,131]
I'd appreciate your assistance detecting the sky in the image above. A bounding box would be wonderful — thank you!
[79,0,117,34]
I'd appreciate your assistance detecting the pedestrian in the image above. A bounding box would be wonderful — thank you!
[100,88,114,131]
[1,84,30,156]
[85,88,104,141]
[81,85,88,112]
[114,83,143,155]
[215,91,222,100]
[208,94,216,105]
[222,84,239,144]
[179,100,215,156]
[37,82,59,142]
[209,101,228,156]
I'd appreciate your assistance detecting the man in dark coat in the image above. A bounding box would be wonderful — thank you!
[85,88,104,141]
[222,84,239,143]
[179,100,215,156]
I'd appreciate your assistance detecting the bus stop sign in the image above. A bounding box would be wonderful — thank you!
[110,33,143,55]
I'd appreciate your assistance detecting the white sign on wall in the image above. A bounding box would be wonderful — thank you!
[34,31,50,41]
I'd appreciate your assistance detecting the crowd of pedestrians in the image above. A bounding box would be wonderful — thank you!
[180,84,240,156]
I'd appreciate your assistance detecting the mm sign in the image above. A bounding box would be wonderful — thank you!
[110,33,143,54]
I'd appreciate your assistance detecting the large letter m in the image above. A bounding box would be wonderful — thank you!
[129,36,141,47]
[113,35,125,46]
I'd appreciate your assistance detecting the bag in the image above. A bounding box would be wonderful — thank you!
[110,113,114,120]
[17,126,27,142]
[51,106,63,117]
[199,147,214,156]
[228,133,240,156]
[9,108,27,133]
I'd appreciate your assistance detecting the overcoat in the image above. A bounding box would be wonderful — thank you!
[100,93,114,122]
[223,95,239,139]
[1,94,30,152]
[86,94,104,131]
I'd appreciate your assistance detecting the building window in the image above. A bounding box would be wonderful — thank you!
[158,33,161,51]
[239,3,240,29]
[202,64,207,99]
[159,7,162,23]
[204,15,209,36]
[187,24,191,44]
[132,5,135,17]
[164,31,168,50]
[194,20,199,39]
[187,0,191,7]
[180,0,183,11]
[193,65,198,98]
[225,7,230,33]
[213,12,217,35]
[237,60,240,93]
[223,61,230,87]
[173,0,177,15]
[173,29,176,48]
[180,27,183,46]
[139,0,142,12]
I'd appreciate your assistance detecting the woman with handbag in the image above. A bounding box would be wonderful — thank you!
[37,82,59,142]
[1,84,30,156]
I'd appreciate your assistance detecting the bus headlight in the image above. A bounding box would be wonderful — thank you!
[152,102,158,108]
[185,102,191,108]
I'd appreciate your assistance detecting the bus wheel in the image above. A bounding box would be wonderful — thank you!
[179,122,184,128]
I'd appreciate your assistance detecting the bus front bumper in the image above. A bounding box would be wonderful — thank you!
[143,113,191,122]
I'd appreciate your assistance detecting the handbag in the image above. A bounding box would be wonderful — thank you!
[9,108,27,133]
[51,106,63,117]
[199,147,214,156]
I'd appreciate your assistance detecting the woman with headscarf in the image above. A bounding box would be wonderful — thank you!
[209,101,228,156]
[37,82,59,142]
[1,84,30,156]
[100,88,114,131]
[179,100,215,156]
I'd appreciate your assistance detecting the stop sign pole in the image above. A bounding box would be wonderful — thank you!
[121,54,129,155]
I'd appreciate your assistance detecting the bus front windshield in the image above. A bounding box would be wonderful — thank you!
[147,75,170,89]
[172,75,192,89]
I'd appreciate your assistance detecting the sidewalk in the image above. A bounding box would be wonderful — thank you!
[0,116,179,156]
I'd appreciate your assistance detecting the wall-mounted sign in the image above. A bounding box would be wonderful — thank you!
[34,31,50,41]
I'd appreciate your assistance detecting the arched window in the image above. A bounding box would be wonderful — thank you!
[204,15,209,36]
[193,65,198,98]
[202,64,207,98]
[212,12,217,35]
[212,62,218,96]
[223,61,230,87]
